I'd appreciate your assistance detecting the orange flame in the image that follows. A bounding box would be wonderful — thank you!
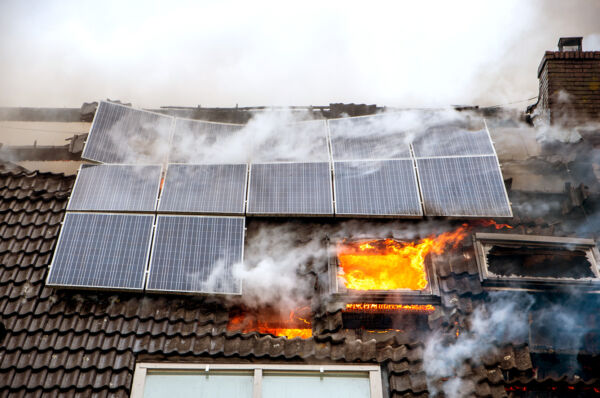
[475,220,513,229]
[345,303,435,313]
[227,307,312,339]
[337,226,468,291]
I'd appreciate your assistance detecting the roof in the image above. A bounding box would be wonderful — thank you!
[1,164,599,397]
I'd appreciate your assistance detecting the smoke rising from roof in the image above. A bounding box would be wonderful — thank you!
[0,0,598,108]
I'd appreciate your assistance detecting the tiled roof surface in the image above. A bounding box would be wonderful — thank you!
[0,166,598,397]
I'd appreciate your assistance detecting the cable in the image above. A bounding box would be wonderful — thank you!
[484,96,538,109]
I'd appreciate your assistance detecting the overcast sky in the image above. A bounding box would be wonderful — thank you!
[0,0,598,109]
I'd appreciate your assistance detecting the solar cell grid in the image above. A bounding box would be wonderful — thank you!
[147,216,244,294]
[82,101,173,164]
[158,163,248,214]
[247,162,333,216]
[412,126,495,158]
[416,155,512,217]
[169,119,244,163]
[68,164,162,212]
[46,213,154,290]
[334,160,422,217]
[328,115,412,160]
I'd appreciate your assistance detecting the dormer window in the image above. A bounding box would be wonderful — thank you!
[474,233,600,290]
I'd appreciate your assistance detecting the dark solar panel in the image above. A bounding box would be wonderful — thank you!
[412,126,495,158]
[416,155,512,217]
[46,213,154,290]
[247,162,333,216]
[68,164,162,212]
[158,163,248,214]
[147,216,244,294]
[328,115,412,160]
[82,101,174,164]
[334,160,422,217]
[169,119,244,163]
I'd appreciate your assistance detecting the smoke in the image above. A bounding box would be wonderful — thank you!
[1,1,599,108]
[423,292,534,398]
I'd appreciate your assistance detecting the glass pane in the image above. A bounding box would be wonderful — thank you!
[262,372,371,398]
[143,371,253,398]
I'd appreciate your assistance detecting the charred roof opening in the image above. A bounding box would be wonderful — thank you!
[474,233,600,289]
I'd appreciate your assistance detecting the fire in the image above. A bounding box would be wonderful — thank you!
[475,220,513,229]
[337,227,468,291]
[345,303,435,313]
[227,307,312,339]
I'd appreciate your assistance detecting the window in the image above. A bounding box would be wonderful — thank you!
[473,233,600,289]
[131,363,383,398]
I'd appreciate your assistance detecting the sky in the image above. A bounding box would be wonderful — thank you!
[0,0,599,109]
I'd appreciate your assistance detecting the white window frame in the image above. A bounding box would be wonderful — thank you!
[131,362,383,398]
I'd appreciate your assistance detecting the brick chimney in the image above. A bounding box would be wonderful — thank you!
[531,37,600,126]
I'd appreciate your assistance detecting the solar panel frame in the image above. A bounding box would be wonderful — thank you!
[168,118,245,164]
[333,159,423,218]
[246,161,334,217]
[82,100,175,164]
[146,215,245,295]
[67,164,162,213]
[415,154,513,218]
[327,115,413,161]
[46,212,154,291]
[157,163,248,215]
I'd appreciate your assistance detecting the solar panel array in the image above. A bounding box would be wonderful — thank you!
[159,163,247,214]
[334,160,422,217]
[247,162,333,216]
[47,213,154,290]
[51,104,512,295]
[82,101,174,164]
[68,164,162,212]
[147,216,244,294]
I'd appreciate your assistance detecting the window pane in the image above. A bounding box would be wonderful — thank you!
[143,371,253,398]
[262,372,371,398]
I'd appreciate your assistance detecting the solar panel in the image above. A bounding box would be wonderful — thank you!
[82,101,174,164]
[47,213,154,290]
[412,126,495,158]
[252,119,330,162]
[247,162,333,216]
[416,155,512,217]
[68,164,162,212]
[334,160,422,217]
[158,163,248,214]
[147,216,244,295]
[328,115,412,160]
[169,118,244,163]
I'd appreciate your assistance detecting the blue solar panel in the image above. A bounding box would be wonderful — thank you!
[169,118,244,163]
[82,101,174,164]
[158,163,248,214]
[416,155,512,217]
[328,115,412,160]
[334,160,422,217]
[147,216,244,294]
[47,213,154,290]
[247,162,333,216]
[68,164,162,212]
[412,126,495,158]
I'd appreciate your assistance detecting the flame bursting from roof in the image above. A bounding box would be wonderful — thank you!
[227,307,312,339]
[337,220,512,292]
[337,226,469,291]
[345,303,435,313]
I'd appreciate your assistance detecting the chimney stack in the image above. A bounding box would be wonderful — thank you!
[530,37,600,126]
